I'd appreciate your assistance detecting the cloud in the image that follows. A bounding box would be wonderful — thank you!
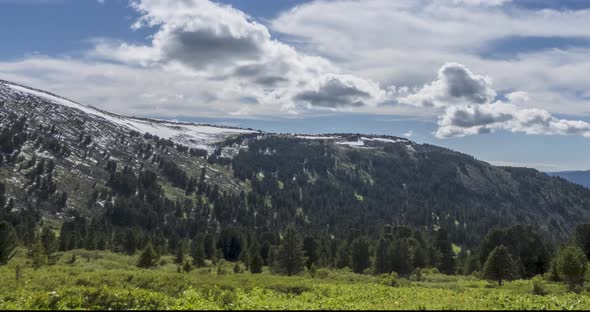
[89,0,389,112]
[405,64,590,138]
[398,62,496,108]
[272,0,590,116]
[294,74,387,109]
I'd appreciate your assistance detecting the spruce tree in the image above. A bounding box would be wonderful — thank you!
[137,242,159,268]
[191,235,206,267]
[175,240,185,264]
[249,241,263,274]
[350,237,371,274]
[482,245,517,286]
[434,229,455,275]
[391,239,413,276]
[30,237,47,269]
[335,241,350,269]
[0,221,18,265]
[274,224,306,276]
[374,238,392,274]
[555,245,587,292]
[40,227,57,255]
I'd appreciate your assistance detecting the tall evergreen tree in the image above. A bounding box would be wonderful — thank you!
[40,227,57,255]
[0,221,18,265]
[555,245,587,292]
[274,224,306,276]
[30,236,47,269]
[350,237,371,274]
[303,237,318,270]
[391,239,413,276]
[374,238,392,274]
[434,229,455,274]
[482,245,517,286]
[137,242,159,268]
[175,240,186,264]
[573,224,590,260]
[249,241,263,274]
[335,241,350,269]
[190,235,206,267]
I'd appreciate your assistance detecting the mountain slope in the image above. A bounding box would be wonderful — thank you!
[547,170,590,188]
[1,79,590,247]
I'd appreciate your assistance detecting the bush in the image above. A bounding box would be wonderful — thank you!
[183,261,194,273]
[233,263,243,274]
[531,275,548,296]
[378,272,399,287]
[316,268,329,279]
[410,268,423,281]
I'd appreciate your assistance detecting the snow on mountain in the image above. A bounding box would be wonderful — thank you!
[1,80,257,151]
[1,79,417,153]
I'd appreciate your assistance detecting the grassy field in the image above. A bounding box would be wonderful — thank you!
[1,248,590,310]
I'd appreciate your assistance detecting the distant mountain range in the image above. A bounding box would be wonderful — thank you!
[547,171,590,188]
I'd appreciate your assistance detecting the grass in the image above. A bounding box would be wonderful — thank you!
[2,249,590,310]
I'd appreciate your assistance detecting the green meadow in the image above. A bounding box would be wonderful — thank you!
[2,248,590,310]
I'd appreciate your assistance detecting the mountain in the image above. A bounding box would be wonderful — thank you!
[1,79,590,248]
[547,171,590,188]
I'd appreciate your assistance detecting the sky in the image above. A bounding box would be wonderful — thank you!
[1,0,590,171]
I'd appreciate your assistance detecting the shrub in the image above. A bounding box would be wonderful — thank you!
[531,275,548,296]
[378,272,399,287]
[183,261,194,273]
[233,263,243,274]
[316,268,329,279]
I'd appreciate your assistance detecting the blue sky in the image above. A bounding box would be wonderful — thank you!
[1,0,590,171]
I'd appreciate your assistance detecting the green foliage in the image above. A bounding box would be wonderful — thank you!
[0,221,17,265]
[378,272,399,287]
[233,263,243,274]
[190,235,206,268]
[30,238,48,269]
[249,241,263,274]
[555,245,587,292]
[183,261,194,273]
[531,275,548,296]
[274,224,306,276]
[316,268,329,279]
[350,237,370,274]
[335,242,350,269]
[2,249,590,310]
[482,245,517,286]
[137,242,159,269]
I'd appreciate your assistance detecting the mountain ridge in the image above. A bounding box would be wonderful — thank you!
[1,79,590,247]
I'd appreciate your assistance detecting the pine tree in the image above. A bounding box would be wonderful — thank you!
[482,245,517,286]
[175,240,185,264]
[30,237,48,269]
[40,227,57,255]
[335,241,350,269]
[374,238,391,274]
[434,229,455,275]
[249,240,263,274]
[274,224,306,276]
[412,246,428,269]
[350,237,371,274]
[303,237,318,270]
[391,239,413,276]
[0,221,18,265]
[555,245,587,292]
[191,235,206,267]
[137,242,159,268]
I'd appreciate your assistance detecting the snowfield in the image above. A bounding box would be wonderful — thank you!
[4,81,257,151]
[1,80,417,153]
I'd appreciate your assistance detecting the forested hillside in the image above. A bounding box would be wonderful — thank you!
[1,79,590,283]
